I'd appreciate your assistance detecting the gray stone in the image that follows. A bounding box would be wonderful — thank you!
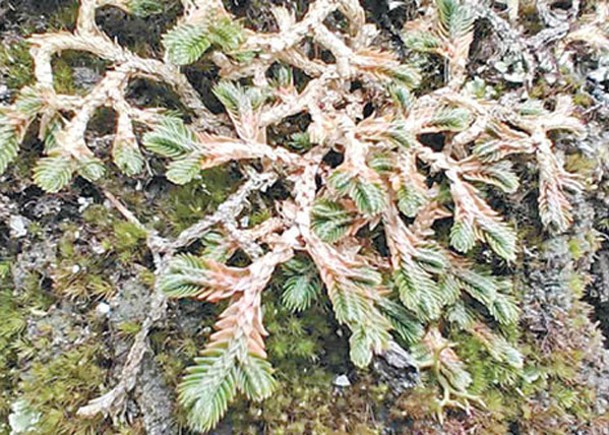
[333,374,351,388]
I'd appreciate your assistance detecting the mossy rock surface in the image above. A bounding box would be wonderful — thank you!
[2,0,609,434]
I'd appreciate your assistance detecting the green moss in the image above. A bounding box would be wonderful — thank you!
[2,262,103,433]
[17,344,110,434]
[568,237,585,261]
[48,1,80,31]
[117,321,142,336]
[113,221,147,252]
[161,167,242,234]
[0,287,27,425]
[137,268,156,287]
[567,273,588,299]
[0,40,34,90]
[529,81,550,99]
[52,57,76,94]
[82,204,113,227]
[564,153,598,179]
[228,371,384,434]
[51,51,110,95]
[53,243,114,300]
[0,261,10,279]
[573,92,593,108]
[248,208,272,227]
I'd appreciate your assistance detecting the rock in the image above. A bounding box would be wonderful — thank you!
[134,355,177,435]
[333,374,351,388]
[0,84,9,102]
[9,215,28,238]
[8,400,40,435]
[72,67,102,91]
[372,341,419,395]
[95,302,111,317]
[77,196,94,212]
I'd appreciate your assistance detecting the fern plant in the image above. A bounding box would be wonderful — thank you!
[0,0,594,432]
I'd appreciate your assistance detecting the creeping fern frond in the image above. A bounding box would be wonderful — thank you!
[0,0,597,431]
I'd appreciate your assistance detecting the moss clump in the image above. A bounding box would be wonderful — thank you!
[0,286,27,428]
[0,40,34,90]
[51,223,114,300]
[112,220,147,261]
[16,344,110,434]
[160,167,242,234]
[1,259,110,435]
[48,0,80,32]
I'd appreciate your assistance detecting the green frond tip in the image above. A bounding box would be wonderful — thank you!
[483,334,523,369]
[436,0,473,40]
[386,123,417,149]
[403,32,442,53]
[349,328,374,368]
[179,349,276,433]
[328,171,388,216]
[281,257,322,312]
[77,156,106,182]
[143,118,199,158]
[207,17,245,52]
[464,161,520,193]
[113,140,145,176]
[44,120,64,154]
[349,321,392,368]
[479,218,517,262]
[446,301,476,328]
[201,231,231,262]
[442,357,473,392]
[213,81,266,117]
[237,355,277,401]
[379,299,424,345]
[310,199,355,243]
[385,64,421,89]
[414,246,448,274]
[0,115,20,175]
[456,269,498,308]
[159,254,209,298]
[368,153,395,173]
[14,86,44,117]
[330,283,372,326]
[352,180,388,215]
[328,280,392,367]
[394,262,443,321]
[287,132,312,152]
[491,294,520,325]
[389,84,415,111]
[166,155,202,185]
[163,16,244,65]
[163,24,211,65]
[33,155,74,193]
[472,140,505,162]
[450,219,476,253]
[397,185,427,217]
[271,64,294,89]
[179,349,239,433]
[428,107,471,131]
[128,0,164,17]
